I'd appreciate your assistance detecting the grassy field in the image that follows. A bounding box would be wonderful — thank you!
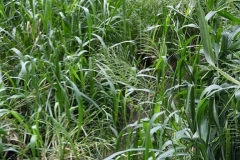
[1,0,240,159]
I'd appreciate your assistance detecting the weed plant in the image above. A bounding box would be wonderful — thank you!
[0,0,240,159]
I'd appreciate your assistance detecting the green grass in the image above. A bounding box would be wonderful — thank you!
[1,0,240,159]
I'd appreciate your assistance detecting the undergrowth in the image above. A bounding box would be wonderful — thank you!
[1,0,240,159]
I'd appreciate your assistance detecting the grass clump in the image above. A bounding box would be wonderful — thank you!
[1,0,240,159]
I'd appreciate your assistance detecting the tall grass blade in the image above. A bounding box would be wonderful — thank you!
[122,0,126,40]
[225,125,231,160]
[197,0,216,66]
[143,112,165,160]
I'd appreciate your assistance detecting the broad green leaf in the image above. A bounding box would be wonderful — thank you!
[197,1,216,66]
[196,97,208,142]
[218,11,240,24]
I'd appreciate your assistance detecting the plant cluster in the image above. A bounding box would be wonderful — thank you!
[0,0,240,159]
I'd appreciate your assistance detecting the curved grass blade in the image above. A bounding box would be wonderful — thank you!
[213,66,240,86]
[218,10,240,25]
[104,148,162,160]
[9,110,31,133]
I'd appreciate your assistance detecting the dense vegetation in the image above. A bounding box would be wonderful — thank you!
[1,0,240,159]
